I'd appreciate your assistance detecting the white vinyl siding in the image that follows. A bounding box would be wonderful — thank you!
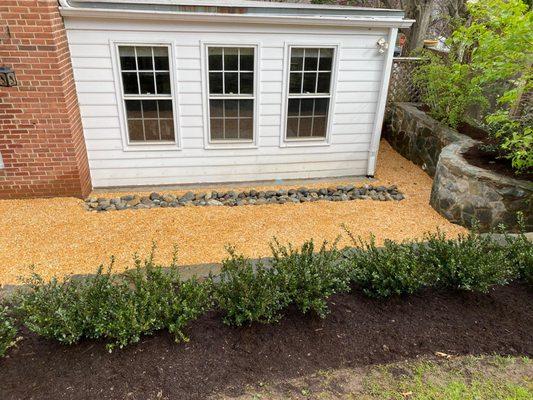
[65,18,390,187]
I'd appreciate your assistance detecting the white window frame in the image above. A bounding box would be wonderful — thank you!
[111,40,181,152]
[280,43,339,148]
[201,42,260,149]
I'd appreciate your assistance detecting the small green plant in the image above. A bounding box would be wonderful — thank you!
[504,214,533,284]
[213,247,291,326]
[344,231,433,298]
[0,305,17,357]
[270,239,350,318]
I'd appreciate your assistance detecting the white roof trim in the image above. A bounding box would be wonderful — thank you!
[66,0,404,14]
[59,1,414,28]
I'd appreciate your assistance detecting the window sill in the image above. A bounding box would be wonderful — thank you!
[281,138,331,148]
[122,142,181,152]
[205,140,258,150]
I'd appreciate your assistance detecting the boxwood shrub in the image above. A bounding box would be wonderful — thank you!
[0,305,17,357]
[15,254,211,350]
[422,232,517,292]
[345,235,434,298]
[270,239,350,318]
[213,247,291,326]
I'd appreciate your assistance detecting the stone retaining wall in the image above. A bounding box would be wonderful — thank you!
[385,103,533,232]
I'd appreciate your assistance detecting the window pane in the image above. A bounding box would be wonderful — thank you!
[119,47,136,70]
[319,48,333,71]
[142,100,158,118]
[224,72,238,94]
[288,98,300,117]
[136,46,153,70]
[158,100,173,119]
[209,99,224,118]
[314,98,329,116]
[122,72,139,94]
[239,118,253,140]
[299,117,312,137]
[287,117,299,138]
[312,116,327,137]
[225,100,238,118]
[144,119,159,141]
[224,119,239,139]
[289,72,302,94]
[240,72,254,94]
[317,72,331,93]
[239,100,253,118]
[304,48,319,71]
[155,72,171,94]
[290,48,304,71]
[300,99,314,116]
[209,72,223,94]
[139,72,155,94]
[208,48,223,70]
[153,47,169,70]
[128,119,144,141]
[303,72,316,93]
[240,48,254,71]
[210,118,224,140]
[224,48,239,70]
[160,119,175,141]
[125,100,142,119]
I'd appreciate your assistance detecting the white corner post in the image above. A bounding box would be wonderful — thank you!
[366,27,398,176]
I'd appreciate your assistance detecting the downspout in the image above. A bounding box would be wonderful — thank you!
[366,26,398,176]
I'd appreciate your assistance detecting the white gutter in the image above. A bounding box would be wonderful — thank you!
[58,1,414,29]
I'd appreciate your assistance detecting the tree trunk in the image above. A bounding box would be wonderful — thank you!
[403,0,435,54]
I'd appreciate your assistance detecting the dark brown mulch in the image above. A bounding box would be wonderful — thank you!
[463,145,533,181]
[457,121,532,180]
[416,105,532,180]
[1,283,532,400]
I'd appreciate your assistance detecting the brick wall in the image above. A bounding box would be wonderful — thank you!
[0,0,91,199]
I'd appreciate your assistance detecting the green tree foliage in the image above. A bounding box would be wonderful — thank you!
[415,0,533,171]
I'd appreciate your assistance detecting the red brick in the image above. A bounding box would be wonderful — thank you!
[0,0,91,199]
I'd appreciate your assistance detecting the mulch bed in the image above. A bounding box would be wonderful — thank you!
[416,105,532,180]
[458,121,532,180]
[1,283,532,400]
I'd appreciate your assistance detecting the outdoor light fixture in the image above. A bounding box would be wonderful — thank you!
[0,66,17,87]
[377,38,389,54]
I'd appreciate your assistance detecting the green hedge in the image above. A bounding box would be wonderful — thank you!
[2,231,531,356]
[0,305,17,357]
[15,253,211,350]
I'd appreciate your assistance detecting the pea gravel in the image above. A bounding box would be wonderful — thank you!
[0,141,467,286]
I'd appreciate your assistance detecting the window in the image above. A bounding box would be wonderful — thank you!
[118,45,175,143]
[207,47,255,142]
[286,47,334,139]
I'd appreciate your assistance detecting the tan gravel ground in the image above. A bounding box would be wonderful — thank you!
[0,140,467,285]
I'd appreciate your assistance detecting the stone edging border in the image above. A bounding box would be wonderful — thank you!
[83,184,405,212]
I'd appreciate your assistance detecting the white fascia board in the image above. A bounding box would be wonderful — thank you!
[70,0,400,13]
[59,7,415,29]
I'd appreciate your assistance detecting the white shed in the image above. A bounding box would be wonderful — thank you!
[59,0,414,188]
